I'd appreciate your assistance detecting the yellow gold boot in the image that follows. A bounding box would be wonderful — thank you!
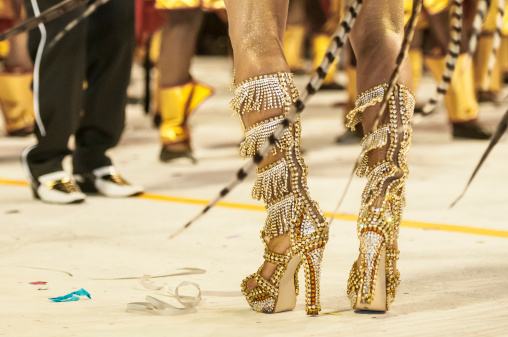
[312,34,342,90]
[231,73,329,315]
[158,80,213,162]
[474,35,502,101]
[346,83,415,311]
[425,54,478,123]
[283,24,306,74]
[336,66,363,144]
[409,48,422,90]
[0,71,35,136]
[500,36,508,79]
[425,55,491,139]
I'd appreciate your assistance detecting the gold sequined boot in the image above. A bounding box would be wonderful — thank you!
[230,73,329,315]
[0,70,35,136]
[283,24,306,73]
[345,83,415,311]
[158,80,213,162]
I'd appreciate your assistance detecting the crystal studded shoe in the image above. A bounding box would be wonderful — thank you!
[345,83,415,311]
[231,73,329,315]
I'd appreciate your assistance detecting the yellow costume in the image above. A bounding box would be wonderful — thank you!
[0,72,35,136]
[474,0,507,94]
[155,0,224,10]
[501,10,508,74]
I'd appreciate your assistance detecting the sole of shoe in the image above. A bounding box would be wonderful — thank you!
[354,246,387,312]
[273,255,301,313]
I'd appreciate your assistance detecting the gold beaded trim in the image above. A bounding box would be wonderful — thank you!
[229,72,299,115]
[238,117,294,159]
[263,248,291,264]
[252,158,289,203]
[346,84,387,130]
[355,125,390,178]
[263,192,298,238]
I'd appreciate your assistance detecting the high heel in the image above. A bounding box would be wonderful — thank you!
[241,230,327,314]
[231,72,329,315]
[346,83,415,311]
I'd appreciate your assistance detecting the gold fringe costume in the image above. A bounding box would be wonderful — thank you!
[231,72,328,315]
[346,83,415,311]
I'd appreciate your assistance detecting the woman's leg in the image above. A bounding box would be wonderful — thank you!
[225,0,328,314]
[156,9,214,162]
[346,0,415,311]
[159,9,204,87]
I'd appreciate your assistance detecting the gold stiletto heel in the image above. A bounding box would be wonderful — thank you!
[346,83,415,311]
[232,73,329,315]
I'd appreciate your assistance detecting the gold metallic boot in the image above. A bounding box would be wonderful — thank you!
[424,54,479,123]
[474,35,502,101]
[0,71,35,136]
[409,48,422,90]
[283,25,306,73]
[500,36,508,78]
[158,80,213,162]
[425,55,491,139]
[231,73,329,315]
[346,83,415,311]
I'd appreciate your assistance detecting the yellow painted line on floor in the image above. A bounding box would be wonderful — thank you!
[2,178,508,238]
[0,178,29,186]
[141,193,266,212]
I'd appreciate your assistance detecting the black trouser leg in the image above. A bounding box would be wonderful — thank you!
[23,0,87,179]
[73,0,135,174]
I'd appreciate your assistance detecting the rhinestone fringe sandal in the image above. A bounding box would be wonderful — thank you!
[230,72,329,315]
[345,83,415,311]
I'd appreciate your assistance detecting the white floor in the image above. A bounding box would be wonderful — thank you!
[1,56,507,336]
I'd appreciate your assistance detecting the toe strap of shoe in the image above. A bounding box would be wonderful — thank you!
[242,272,279,297]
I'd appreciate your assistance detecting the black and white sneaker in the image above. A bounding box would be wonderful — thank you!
[32,171,86,204]
[74,166,144,197]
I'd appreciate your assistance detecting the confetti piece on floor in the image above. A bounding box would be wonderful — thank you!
[91,267,205,280]
[322,312,342,316]
[127,278,201,316]
[30,281,47,285]
[49,288,91,302]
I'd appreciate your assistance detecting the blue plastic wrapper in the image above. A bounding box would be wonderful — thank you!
[49,288,91,302]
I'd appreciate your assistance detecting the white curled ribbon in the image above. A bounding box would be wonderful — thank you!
[126,276,201,316]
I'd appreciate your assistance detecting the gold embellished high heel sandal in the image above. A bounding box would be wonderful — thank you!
[345,83,415,312]
[230,73,329,315]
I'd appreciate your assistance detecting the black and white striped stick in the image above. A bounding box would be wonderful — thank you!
[464,0,492,68]
[481,0,505,91]
[422,0,464,114]
[0,0,91,41]
[169,0,364,239]
[451,109,508,208]
[48,0,111,49]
